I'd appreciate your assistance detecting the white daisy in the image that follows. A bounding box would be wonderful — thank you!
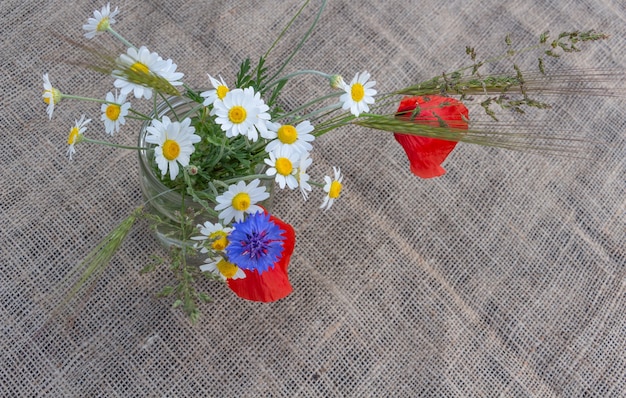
[213,87,271,141]
[145,116,201,180]
[296,153,313,201]
[340,71,377,117]
[191,221,233,253]
[113,46,183,99]
[156,58,185,88]
[67,115,91,160]
[214,179,270,224]
[264,147,301,190]
[200,257,246,281]
[82,3,119,39]
[200,74,229,107]
[264,120,315,157]
[251,88,272,139]
[101,90,131,135]
[42,74,62,119]
[320,166,343,210]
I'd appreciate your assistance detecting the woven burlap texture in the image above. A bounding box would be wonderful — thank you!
[2,0,625,396]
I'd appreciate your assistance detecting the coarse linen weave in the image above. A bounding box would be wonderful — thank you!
[1,0,625,396]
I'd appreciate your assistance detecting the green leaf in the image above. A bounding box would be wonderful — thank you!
[158,285,174,297]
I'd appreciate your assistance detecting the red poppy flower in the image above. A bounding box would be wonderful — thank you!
[227,213,296,302]
[394,95,469,178]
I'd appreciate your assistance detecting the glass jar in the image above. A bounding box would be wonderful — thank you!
[137,96,274,254]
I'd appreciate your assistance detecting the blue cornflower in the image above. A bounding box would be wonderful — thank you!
[226,212,286,274]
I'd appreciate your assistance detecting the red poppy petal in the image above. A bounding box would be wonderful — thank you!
[394,96,469,178]
[227,214,296,302]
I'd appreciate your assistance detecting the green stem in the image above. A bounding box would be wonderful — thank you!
[294,102,342,124]
[127,108,152,120]
[181,103,206,122]
[152,93,159,120]
[266,0,328,86]
[107,27,136,49]
[314,119,353,136]
[82,137,151,151]
[309,94,407,135]
[458,42,549,74]
[61,94,108,103]
[142,187,177,207]
[221,174,272,185]
[61,93,151,120]
[179,174,188,258]
[263,0,311,60]
[308,180,324,188]
[277,91,342,121]
[266,69,333,89]
[395,39,567,96]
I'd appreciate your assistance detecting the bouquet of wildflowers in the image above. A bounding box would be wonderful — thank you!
[44,1,617,320]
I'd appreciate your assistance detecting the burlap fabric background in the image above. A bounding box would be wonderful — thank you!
[2,0,625,396]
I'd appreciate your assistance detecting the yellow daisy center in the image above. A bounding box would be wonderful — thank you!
[216,259,239,279]
[162,139,180,161]
[43,88,61,105]
[130,61,150,75]
[351,83,365,102]
[67,127,80,145]
[216,85,229,100]
[210,231,229,251]
[96,17,110,32]
[232,192,251,211]
[105,104,121,121]
[228,106,247,124]
[277,125,298,144]
[329,181,342,199]
[275,158,293,176]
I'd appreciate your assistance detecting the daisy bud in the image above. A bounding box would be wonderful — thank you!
[329,74,345,90]
[187,165,199,175]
